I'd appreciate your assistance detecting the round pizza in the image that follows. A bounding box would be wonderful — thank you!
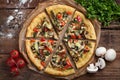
[25,4,96,76]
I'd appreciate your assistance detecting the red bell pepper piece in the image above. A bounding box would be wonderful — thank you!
[33,27,39,32]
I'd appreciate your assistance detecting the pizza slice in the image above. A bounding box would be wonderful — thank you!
[46,4,75,35]
[64,11,96,41]
[64,39,96,69]
[45,43,75,76]
[26,12,58,39]
[25,38,57,70]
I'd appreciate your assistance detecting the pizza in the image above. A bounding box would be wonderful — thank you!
[64,11,96,41]
[45,43,75,76]
[64,39,95,68]
[46,4,75,35]
[25,38,57,70]
[25,4,97,76]
[26,12,58,39]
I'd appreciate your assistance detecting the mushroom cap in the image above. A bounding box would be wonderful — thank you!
[95,47,106,57]
[95,58,106,69]
[105,49,116,61]
[87,63,98,73]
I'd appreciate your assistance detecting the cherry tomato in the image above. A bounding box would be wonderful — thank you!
[16,58,25,69]
[45,46,53,53]
[84,46,90,53]
[41,61,46,67]
[6,57,16,67]
[59,50,66,57]
[66,59,72,66]
[48,40,54,45]
[10,67,19,76]
[40,37,46,42]
[64,59,72,69]
[76,15,82,22]
[66,11,72,15]
[57,13,62,19]
[71,34,77,39]
[10,50,19,59]
[33,28,39,32]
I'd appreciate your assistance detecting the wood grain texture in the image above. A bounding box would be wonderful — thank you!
[0,53,120,80]
[0,0,120,79]
[0,0,46,9]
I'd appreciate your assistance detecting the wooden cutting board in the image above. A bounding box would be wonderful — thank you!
[19,0,101,79]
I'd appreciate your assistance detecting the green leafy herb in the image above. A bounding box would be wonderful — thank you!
[75,0,120,26]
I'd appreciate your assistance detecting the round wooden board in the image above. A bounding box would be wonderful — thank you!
[19,0,101,79]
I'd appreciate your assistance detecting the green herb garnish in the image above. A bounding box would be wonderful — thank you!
[75,0,120,26]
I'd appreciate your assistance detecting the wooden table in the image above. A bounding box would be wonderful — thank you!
[0,0,120,80]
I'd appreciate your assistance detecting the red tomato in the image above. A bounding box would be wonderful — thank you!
[45,46,53,53]
[6,57,16,67]
[40,37,46,42]
[71,34,77,39]
[48,40,54,45]
[10,67,19,76]
[59,50,66,57]
[41,61,46,67]
[64,65,71,69]
[33,28,39,32]
[10,50,19,59]
[76,15,82,22]
[84,46,90,53]
[16,58,25,69]
[66,59,72,66]
[57,13,62,19]
[66,11,72,15]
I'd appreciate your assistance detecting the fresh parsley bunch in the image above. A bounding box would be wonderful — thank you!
[75,0,120,26]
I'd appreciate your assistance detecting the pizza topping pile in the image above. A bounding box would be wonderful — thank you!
[49,44,72,71]
[50,11,71,32]
[32,17,58,39]
[25,4,96,76]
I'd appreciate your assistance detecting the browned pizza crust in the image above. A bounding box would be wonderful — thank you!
[26,12,47,37]
[75,41,96,68]
[45,65,75,76]
[25,40,44,70]
[46,4,75,16]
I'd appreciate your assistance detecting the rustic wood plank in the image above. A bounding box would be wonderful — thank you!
[0,52,120,80]
[103,20,120,29]
[0,54,56,80]
[0,0,45,8]
[99,30,120,51]
[0,9,33,53]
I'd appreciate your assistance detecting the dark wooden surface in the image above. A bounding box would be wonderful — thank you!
[0,0,120,80]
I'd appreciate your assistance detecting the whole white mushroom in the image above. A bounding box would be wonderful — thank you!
[105,49,116,61]
[95,47,106,57]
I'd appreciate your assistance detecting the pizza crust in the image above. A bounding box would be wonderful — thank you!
[25,40,44,70]
[25,4,97,77]
[45,65,75,76]
[46,4,75,15]
[74,11,96,40]
[76,42,96,68]
[26,12,51,37]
